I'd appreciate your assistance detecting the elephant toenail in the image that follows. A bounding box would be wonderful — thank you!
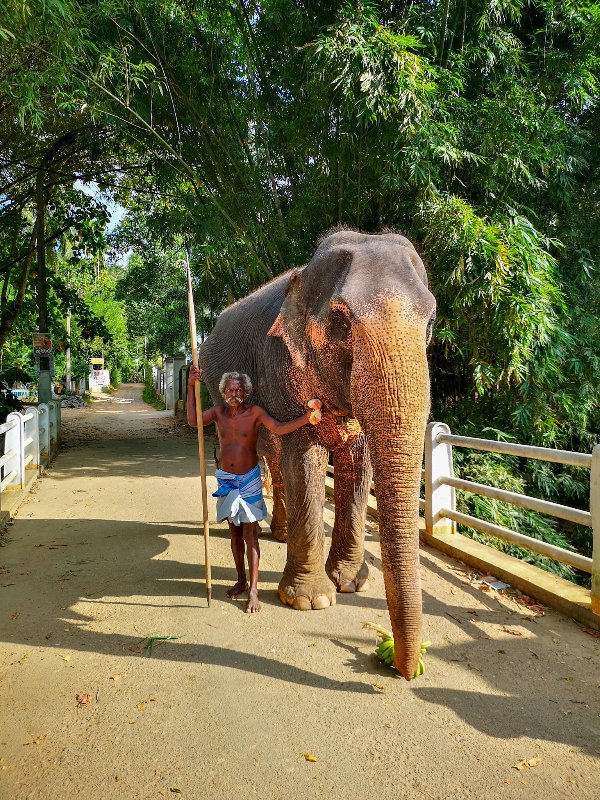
[292,596,312,611]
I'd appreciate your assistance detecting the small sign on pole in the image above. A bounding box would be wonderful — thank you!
[33,332,53,375]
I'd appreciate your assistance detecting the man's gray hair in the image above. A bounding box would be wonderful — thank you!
[219,371,253,397]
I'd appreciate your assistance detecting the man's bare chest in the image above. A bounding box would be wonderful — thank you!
[215,408,258,441]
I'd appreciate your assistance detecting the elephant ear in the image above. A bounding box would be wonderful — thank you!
[267,270,307,370]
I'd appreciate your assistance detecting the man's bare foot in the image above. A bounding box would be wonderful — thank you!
[245,588,261,613]
[226,578,248,599]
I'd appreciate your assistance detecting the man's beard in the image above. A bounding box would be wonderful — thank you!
[225,397,242,405]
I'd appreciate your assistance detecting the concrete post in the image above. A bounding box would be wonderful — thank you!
[591,444,600,616]
[165,358,175,410]
[38,370,52,404]
[24,407,40,471]
[425,421,456,536]
[48,402,58,453]
[37,404,50,460]
[178,365,188,404]
[173,356,186,392]
[5,412,23,489]
[50,399,61,442]
[172,355,186,413]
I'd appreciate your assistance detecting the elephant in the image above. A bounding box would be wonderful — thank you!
[199,229,436,679]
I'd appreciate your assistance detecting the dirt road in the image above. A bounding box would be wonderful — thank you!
[0,384,598,799]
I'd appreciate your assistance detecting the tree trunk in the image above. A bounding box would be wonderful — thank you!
[36,168,48,333]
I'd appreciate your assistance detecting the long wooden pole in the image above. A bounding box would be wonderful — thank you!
[184,260,212,606]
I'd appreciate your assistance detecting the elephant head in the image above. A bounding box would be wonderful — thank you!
[268,230,436,679]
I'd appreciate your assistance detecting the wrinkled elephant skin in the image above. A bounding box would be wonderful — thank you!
[200,230,435,679]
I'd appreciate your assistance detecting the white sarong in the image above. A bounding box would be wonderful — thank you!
[213,463,267,526]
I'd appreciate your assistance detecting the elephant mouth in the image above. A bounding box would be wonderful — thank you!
[329,406,352,418]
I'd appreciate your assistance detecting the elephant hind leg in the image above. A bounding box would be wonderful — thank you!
[325,435,372,593]
[259,431,288,542]
[263,453,287,542]
[278,433,336,610]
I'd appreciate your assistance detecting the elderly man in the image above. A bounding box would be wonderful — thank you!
[187,367,321,613]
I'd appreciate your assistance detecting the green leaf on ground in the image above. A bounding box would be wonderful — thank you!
[139,635,180,656]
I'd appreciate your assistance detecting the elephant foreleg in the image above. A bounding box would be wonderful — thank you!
[278,432,335,610]
[325,434,372,593]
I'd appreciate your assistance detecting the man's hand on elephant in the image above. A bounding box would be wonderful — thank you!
[308,409,322,425]
[306,398,322,425]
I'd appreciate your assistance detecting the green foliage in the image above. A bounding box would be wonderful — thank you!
[142,380,165,411]
[2,0,600,577]
[0,391,24,424]
[454,449,579,582]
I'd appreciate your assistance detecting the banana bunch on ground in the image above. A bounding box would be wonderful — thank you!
[363,622,431,678]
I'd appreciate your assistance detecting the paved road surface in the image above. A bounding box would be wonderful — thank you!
[0,384,598,799]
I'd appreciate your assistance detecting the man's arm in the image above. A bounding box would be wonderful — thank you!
[187,369,217,428]
[256,405,321,436]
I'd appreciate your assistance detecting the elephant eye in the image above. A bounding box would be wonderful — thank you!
[426,314,436,345]
[329,309,350,338]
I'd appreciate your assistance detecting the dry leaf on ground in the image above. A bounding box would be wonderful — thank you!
[137,697,156,711]
[76,693,91,706]
[501,626,523,636]
[24,734,47,746]
[514,595,545,615]
[302,753,318,762]
[513,756,542,770]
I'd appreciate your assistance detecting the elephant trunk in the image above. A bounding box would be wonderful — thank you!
[351,318,430,680]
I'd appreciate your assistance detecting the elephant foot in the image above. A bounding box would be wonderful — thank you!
[269,525,288,543]
[278,572,336,610]
[326,558,370,594]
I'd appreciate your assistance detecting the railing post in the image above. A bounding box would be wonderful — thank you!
[38,403,50,461]
[591,444,600,616]
[50,400,61,444]
[53,399,61,441]
[25,408,40,470]
[165,357,175,410]
[6,412,24,489]
[48,402,57,453]
[425,421,456,536]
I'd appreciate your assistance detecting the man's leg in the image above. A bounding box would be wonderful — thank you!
[242,521,261,613]
[226,522,248,598]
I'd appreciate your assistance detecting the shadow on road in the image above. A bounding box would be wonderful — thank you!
[0,517,376,696]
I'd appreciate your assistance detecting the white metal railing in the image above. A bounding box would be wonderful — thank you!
[424,421,599,616]
[0,402,61,505]
[0,415,21,491]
